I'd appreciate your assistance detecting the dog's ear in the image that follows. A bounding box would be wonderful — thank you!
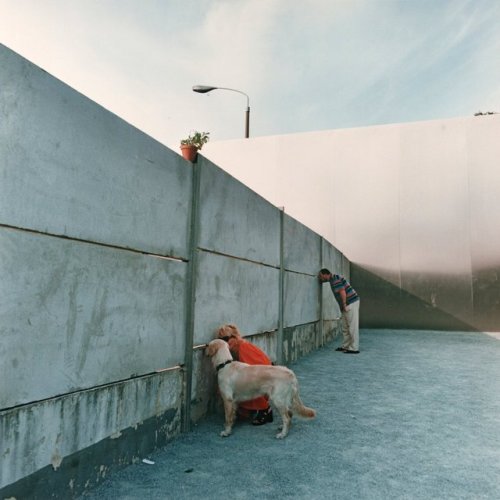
[205,342,213,356]
[205,340,218,357]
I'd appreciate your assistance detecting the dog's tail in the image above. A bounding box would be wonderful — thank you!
[291,380,316,419]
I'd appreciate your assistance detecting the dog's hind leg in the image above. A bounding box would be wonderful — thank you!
[220,399,236,437]
[275,405,292,439]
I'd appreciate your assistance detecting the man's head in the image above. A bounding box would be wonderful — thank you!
[318,268,332,282]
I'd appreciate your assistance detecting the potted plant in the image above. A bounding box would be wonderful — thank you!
[180,131,210,162]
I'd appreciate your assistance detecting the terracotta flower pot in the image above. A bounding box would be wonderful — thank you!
[180,144,198,162]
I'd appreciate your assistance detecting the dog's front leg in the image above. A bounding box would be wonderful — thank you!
[220,399,236,437]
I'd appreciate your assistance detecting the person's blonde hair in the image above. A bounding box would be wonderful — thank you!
[216,324,242,341]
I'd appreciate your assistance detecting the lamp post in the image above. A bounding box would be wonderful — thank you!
[192,85,250,138]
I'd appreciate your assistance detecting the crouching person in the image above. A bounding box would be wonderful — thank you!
[216,324,274,425]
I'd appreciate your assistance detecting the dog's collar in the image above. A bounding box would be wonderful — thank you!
[216,360,232,372]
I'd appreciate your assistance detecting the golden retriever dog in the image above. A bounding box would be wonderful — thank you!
[205,339,316,439]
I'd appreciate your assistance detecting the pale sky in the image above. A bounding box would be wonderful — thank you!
[1,0,499,149]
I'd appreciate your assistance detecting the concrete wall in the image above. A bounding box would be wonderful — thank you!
[204,115,500,332]
[0,44,344,497]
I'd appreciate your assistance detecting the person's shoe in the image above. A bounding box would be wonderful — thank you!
[335,347,347,352]
[343,350,360,354]
[252,408,273,425]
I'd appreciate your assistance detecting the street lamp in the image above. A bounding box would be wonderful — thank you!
[192,85,250,138]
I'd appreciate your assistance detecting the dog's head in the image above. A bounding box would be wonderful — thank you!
[205,338,227,358]
[216,323,241,342]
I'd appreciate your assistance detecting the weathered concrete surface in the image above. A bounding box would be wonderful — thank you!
[284,272,319,327]
[284,214,321,274]
[322,238,346,277]
[0,227,187,408]
[198,158,280,267]
[193,251,280,341]
[282,320,340,364]
[0,369,183,493]
[0,43,351,496]
[0,44,191,258]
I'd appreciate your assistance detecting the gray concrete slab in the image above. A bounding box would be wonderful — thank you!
[0,227,187,408]
[0,44,190,258]
[80,329,500,500]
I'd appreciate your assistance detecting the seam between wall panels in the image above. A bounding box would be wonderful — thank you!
[0,366,183,413]
[198,247,317,277]
[0,223,187,262]
[197,246,280,269]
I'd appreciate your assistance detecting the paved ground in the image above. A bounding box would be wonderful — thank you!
[81,329,500,499]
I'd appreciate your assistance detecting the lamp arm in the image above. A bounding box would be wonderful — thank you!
[214,87,250,109]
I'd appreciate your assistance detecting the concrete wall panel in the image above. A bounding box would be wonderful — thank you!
[193,251,279,342]
[198,158,280,266]
[0,228,186,408]
[322,240,343,274]
[322,287,342,321]
[0,44,190,258]
[321,241,347,320]
[284,214,321,274]
[204,133,337,245]
[0,369,182,489]
[342,254,351,280]
[284,272,319,327]
[0,45,350,493]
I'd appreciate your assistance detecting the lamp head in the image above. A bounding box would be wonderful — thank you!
[192,85,218,94]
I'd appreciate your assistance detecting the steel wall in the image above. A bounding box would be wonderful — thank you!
[467,118,500,331]
[205,115,500,332]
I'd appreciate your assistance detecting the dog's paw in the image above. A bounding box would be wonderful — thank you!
[220,430,231,437]
[275,431,287,439]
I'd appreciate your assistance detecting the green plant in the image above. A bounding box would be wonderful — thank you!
[180,131,210,150]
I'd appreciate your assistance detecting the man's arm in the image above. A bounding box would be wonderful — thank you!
[338,288,348,312]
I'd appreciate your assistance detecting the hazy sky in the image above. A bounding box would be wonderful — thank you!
[1,0,499,149]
